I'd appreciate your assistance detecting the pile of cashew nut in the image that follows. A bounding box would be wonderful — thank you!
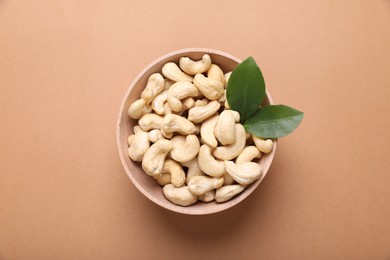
[127,54,274,206]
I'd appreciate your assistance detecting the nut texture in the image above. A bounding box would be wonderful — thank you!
[198,145,226,178]
[179,54,212,75]
[188,176,224,196]
[163,184,197,206]
[225,161,263,185]
[142,139,172,176]
[170,135,200,163]
[213,124,246,160]
[188,101,220,124]
[193,73,224,100]
[215,185,245,203]
[162,62,193,82]
[140,73,165,104]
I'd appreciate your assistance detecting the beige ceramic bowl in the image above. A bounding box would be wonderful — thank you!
[116,48,277,215]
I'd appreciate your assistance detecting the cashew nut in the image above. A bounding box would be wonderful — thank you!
[163,184,197,206]
[188,101,220,124]
[236,146,262,164]
[160,128,173,139]
[200,114,219,148]
[253,136,274,154]
[148,129,165,143]
[188,176,224,196]
[161,114,196,135]
[142,139,172,176]
[151,90,168,115]
[154,173,171,186]
[215,110,240,145]
[194,98,209,107]
[162,159,185,187]
[128,134,134,146]
[218,89,226,103]
[163,102,172,115]
[198,190,215,202]
[198,145,226,177]
[163,78,174,90]
[182,97,195,111]
[167,82,199,112]
[224,71,232,87]
[128,126,150,162]
[215,185,245,203]
[162,62,193,82]
[213,124,246,160]
[224,161,263,185]
[170,135,200,163]
[224,100,230,110]
[128,99,152,119]
[193,73,224,100]
[182,158,203,184]
[179,54,212,75]
[140,73,164,104]
[223,173,235,185]
[207,64,224,84]
[138,114,164,131]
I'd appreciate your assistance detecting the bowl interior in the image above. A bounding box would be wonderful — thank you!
[117,48,277,215]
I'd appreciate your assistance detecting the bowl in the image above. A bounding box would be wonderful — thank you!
[116,48,277,215]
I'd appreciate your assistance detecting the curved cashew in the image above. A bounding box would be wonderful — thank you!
[167,82,199,112]
[163,78,174,90]
[215,110,240,145]
[188,176,224,196]
[193,73,224,100]
[223,173,235,185]
[207,64,224,84]
[253,136,274,154]
[224,161,263,185]
[215,185,245,203]
[236,146,262,164]
[154,173,171,186]
[163,184,197,206]
[148,129,165,143]
[170,135,200,163]
[128,126,150,162]
[213,124,246,160]
[194,98,208,107]
[188,101,220,124]
[142,139,172,176]
[128,99,151,119]
[140,73,164,104]
[224,71,232,88]
[128,134,134,146]
[200,114,219,148]
[163,102,172,115]
[161,114,196,135]
[224,100,230,110]
[182,97,195,111]
[218,89,226,103]
[182,158,203,184]
[160,128,173,139]
[198,145,226,177]
[162,62,193,82]
[162,159,185,187]
[198,190,215,202]
[151,90,168,115]
[138,114,164,131]
[179,54,212,75]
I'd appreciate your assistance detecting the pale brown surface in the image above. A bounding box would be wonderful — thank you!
[0,0,389,259]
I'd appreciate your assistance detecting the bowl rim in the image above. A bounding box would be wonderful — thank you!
[116,48,277,215]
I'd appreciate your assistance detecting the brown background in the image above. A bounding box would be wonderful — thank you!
[1,0,389,259]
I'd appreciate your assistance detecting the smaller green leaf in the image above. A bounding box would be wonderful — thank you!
[244,105,304,138]
[226,57,266,123]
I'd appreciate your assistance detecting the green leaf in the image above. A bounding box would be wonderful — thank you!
[227,57,266,123]
[244,105,304,138]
